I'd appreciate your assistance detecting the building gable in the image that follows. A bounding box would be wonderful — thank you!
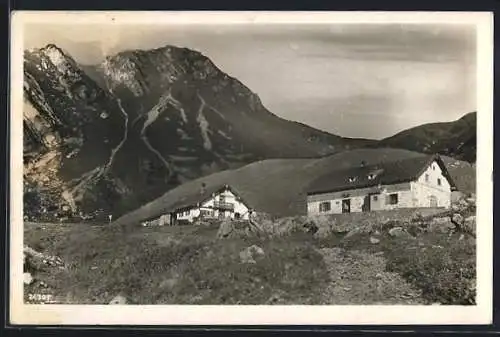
[172,184,251,214]
[413,157,456,191]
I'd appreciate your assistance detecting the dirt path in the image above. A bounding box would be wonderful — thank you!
[317,247,424,305]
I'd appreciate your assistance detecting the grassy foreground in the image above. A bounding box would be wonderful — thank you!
[24,222,330,304]
[24,207,476,305]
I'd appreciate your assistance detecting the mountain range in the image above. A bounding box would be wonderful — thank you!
[22,44,476,221]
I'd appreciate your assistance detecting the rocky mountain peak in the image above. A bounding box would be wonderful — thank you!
[99,45,222,96]
[26,44,77,77]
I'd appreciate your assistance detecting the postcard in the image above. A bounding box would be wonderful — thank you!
[10,10,493,325]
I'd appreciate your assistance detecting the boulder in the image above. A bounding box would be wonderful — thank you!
[302,219,319,234]
[266,294,284,304]
[452,213,464,226]
[459,199,469,209]
[239,245,265,264]
[248,213,274,234]
[464,216,476,234]
[343,227,361,240]
[427,215,455,233]
[431,217,450,225]
[23,245,65,269]
[464,215,476,225]
[310,215,350,234]
[313,226,331,239]
[23,272,33,285]
[239,250,256,264]
[388,227,414,239]
[248,244,265,257]
[388,227,404,237]
[109,295,127,305]
[381,220,401,231]
[429,218,455,234]
[160,278,178,290]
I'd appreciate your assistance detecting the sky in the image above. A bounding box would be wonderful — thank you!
[23,22,477,140]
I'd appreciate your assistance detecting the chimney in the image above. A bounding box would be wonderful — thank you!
[200,182,207,195]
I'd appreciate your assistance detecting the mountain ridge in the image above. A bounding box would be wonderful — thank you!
[377,111,476,163]
[23,43,377,221]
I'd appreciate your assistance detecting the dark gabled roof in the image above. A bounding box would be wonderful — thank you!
[164,184,250,214]
[306,154,457,195]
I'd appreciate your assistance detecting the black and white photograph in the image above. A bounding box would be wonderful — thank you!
[10,11,493,325]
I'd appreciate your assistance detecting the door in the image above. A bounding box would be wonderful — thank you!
[429,195,438,207]
[342,199,351,213]
[362,195,371,212]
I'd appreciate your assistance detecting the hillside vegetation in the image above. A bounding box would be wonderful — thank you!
[377,112,476,163]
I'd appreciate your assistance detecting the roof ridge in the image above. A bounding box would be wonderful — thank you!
[306,153,444,195]
[320,154,431,174]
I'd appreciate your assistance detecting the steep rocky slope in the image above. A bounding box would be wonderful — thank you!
[23,44,373,220]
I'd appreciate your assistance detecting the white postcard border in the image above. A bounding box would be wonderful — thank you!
[9,11,494,325]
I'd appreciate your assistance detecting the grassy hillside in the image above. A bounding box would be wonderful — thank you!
[24,200,476,305]
[115,148,475,227]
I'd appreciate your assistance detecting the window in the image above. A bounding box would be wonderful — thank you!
[437,178,442,186]
[200,209,213,217]
[373,195,378,201]
[368,173,376,180]
[386,193,398,205]
[433,165,436,171]
[348,177,357,183]
[234,212,241,219]
[425,174,429,182]
[319,202,331,212]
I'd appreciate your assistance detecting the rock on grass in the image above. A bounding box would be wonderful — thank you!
[109,295,127,305]
[239,245,265,264]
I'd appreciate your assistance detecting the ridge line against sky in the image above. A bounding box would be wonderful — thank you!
[23,23,477,139]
